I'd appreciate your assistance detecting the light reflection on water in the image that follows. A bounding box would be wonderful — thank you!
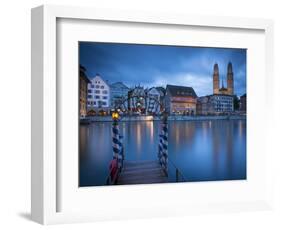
[79,120,246,186]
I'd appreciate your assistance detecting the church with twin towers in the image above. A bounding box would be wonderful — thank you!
[213,62,234,95]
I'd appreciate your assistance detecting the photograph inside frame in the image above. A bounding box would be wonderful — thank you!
[78,42,247,187]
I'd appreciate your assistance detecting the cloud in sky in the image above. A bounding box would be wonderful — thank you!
[79,42,246,97]
[150,72,212,97]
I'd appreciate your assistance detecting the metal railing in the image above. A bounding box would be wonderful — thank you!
[168,159,187,182]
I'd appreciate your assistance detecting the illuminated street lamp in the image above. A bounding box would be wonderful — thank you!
[112,110,119,122]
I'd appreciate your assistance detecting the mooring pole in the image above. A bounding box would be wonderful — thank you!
[159,111,168,176]
[111,111,120,160]
[111,110,124,171]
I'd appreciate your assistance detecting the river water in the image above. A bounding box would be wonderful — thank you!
[79,119,246,186]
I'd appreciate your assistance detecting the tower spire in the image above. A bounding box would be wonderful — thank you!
[227,62,234,95]
[213,63,220,94]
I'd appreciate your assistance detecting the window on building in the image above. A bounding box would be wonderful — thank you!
[96,85,100,89]
[87,95,91,99]
[101,85,104,89]
[95,90,100,94]
[88,89,92,93]
[102,90,108,94]
[93,101,96,105]
[95,95,100,99]
[102,101,107,106]
[103,96,107,100]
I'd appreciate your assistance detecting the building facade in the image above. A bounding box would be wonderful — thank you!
[156,86,166,111]
[110,82,129,110]
[197,94,234,115]
[240,93,247,112]
[128,86,146,114]
[213,62,234,95]
[87,74,110,115]
[146,87,161,114]
[196,96,211,115]
[165,85,197,115]
[201,61,236,114]
[79,65,91,117]
[213,63,220,94]
[209,94,234,114]
[227,62,234,95]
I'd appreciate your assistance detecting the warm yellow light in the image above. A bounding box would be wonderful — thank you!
[112,111,119,120]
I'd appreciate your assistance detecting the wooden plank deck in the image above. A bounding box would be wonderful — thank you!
[117,160,168,185]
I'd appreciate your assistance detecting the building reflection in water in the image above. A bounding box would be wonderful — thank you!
[175,127,180,146]
[212,121,220,177]
[136,123,141,154]
[202,121,208,140]
[79,119,246,186]
[226,121,234,177]
[79,126,88,161]
[238,120,244,139]
[149,121,154,142]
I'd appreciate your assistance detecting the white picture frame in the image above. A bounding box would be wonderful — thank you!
[31,5,274,225]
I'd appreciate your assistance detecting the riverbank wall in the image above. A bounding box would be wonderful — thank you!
[84,115,246,122]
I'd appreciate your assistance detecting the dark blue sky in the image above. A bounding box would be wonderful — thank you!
[79,42,246,97]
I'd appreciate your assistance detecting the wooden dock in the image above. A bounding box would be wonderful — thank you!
[117,160,168,185]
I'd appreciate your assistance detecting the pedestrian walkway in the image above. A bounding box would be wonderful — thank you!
[117,160,168,185]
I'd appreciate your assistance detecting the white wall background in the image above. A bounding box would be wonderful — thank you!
[0,0,280,229]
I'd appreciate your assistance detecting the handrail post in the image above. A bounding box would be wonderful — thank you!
[109,110,124,184]
[112,116,119,160]
[176,168,179,182]
[158,111,169,176]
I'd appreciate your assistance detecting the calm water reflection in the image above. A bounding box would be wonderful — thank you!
[79,120,246,186]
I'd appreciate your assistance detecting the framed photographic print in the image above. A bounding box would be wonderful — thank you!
[78,42,247,187]
[31,5,274,224]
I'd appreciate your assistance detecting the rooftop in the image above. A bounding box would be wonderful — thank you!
[79,65,91,83]
[166,84,197,98]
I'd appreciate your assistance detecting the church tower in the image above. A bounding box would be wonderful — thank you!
[213,63,220,94]
[227,62,234,95]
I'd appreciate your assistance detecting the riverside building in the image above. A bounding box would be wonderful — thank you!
[165,84,197,115]
[79,65,91,117]
[87,74,110,115]
[110,82,129,110]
